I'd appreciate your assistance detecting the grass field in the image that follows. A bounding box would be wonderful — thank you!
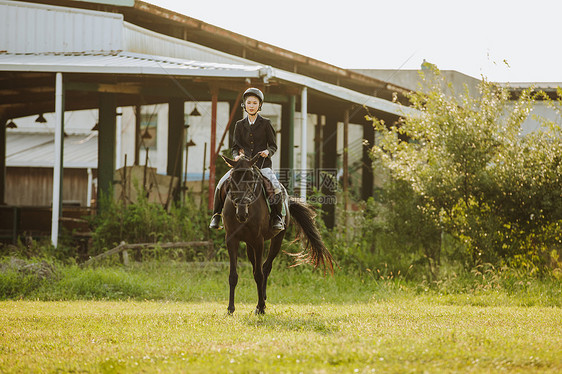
[1,263,561,373]
[2,300,561,373]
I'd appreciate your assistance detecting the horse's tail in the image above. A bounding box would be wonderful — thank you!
[287,197,334,274]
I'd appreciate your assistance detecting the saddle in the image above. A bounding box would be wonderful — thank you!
[219,168,276,204]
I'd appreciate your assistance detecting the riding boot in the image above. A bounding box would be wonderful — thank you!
[270,193,285,231]
[209,191,224,229]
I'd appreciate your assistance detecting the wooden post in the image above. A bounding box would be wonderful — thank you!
[98,93,117,209]
[201,142,207,208]
[362,116,375,201]
[0,117,6,205]
[167,98,185,203]
[122,250,130,266]
[134,104,141,166]
[322,113,337,229]
[208,88,219,210]
[216,91,242,155]
[343,108,349,210]
[314,114,323,170]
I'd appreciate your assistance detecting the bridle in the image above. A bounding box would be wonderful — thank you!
[228,166,261,221]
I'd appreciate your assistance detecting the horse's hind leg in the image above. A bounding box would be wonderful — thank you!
[252,241,266,314]
[226,236,239,314]
[262,231,285,301]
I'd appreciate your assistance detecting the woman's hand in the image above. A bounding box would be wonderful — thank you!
[259,150,269,157]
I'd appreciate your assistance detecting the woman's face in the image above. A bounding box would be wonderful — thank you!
[244,95,260,115]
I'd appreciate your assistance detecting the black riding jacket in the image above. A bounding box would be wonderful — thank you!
[231,115,277,169]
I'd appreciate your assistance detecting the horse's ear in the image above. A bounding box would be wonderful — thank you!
[249,153,261,166]
[221,155,237,168]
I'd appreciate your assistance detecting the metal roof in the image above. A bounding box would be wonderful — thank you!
[123,22,255,67]
[0,0,124,53]
[1,1,414,117]
[273,69,416,117]
[6,0,411,101]
[0,51,413,116]
[0,51,270,78]
[6,132,98,168]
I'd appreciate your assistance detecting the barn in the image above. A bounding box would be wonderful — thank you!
[0,0,415,245]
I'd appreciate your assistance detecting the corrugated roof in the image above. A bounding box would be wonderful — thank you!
[0,51,414,116]
[0,51,269,78]
[6,132,98,168]
[273,69,416,117]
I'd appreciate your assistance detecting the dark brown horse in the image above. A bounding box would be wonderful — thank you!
[221,154,334,314]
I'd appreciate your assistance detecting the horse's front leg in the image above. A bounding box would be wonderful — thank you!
[226,236,239,314]
[262,231,285,301]
[252,240,266,314]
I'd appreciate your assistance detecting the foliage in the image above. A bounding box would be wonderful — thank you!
[91,188,209,256]
[370,67,562,273]
[0,257,56,299]
[0,259,560,307]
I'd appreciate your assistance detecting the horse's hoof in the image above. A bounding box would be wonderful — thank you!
[227,308,235,315]
[255,308,265,315]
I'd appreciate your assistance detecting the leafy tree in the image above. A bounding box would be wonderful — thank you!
[370,68,562,273]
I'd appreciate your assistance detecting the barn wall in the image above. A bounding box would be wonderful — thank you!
[0,0,123,53]
[6,167,92,206]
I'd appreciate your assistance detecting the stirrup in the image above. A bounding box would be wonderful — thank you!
[272,215,285,231]
[209,213,223,229]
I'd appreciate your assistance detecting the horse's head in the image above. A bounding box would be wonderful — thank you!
[222,154,262,223]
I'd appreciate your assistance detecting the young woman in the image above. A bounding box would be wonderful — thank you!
[209,87,285,231]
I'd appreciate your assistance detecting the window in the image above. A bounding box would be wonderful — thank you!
[140,113,157,149]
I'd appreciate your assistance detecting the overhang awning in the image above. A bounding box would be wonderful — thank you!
[0,51,416,117]
[0,51,271,78]
[271,68,417,117]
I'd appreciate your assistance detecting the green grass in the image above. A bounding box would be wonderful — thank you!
[1,260,561,307]
[1,261,561,372]
[1,300,561,373]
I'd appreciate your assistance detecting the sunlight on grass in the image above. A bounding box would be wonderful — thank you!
[1,300,561,373]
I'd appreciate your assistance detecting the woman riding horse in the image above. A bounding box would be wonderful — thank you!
[209,87,285,231]
[221,154,334,314]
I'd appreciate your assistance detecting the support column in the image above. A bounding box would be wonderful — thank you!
[343,109,349,210]
[167,98,185,202]
[51,72,64,247]
[208,88,219,210]
[116,107,123,169]
[0,117,6,205]
[217,92,243,154]
[322,113,337,229]
[280,95,295,194]
[314,115,323,170]
[300,87,308,202]
[98,93,116,209]
[134,104,141,165]
[227,100,243,150]
[362,120,375,201]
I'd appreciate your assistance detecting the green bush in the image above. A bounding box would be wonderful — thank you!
[91,190,210,257]
[370,68,562,273]
[0,258,56,298]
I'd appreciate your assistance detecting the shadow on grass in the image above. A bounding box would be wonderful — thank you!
[242,312,348,335]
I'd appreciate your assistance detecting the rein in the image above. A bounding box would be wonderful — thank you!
[228,167,262,210]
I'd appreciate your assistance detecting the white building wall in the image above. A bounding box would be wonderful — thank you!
[123,23,252,66]
[0,0,123,53]
[514,101,562,136]
[292,113,317,171]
